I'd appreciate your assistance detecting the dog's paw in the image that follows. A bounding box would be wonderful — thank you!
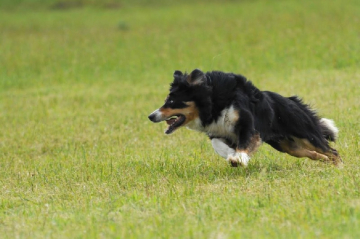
[227,152,250,167]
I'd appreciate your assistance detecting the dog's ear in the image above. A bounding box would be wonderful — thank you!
[187,69,205,85]
[173,70,183,78]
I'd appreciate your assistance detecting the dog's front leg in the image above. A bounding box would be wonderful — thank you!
[227,111,262,167]
[227,133,261,167]
[211,138,235,159]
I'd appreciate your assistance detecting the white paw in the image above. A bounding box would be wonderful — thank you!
[227,152,250,167]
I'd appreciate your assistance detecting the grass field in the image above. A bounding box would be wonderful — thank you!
[1,0,360,238]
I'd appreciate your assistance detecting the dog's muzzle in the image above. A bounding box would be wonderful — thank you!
[148,108,187,134]
[148,109,163,122]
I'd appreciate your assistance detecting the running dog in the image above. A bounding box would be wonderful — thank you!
[148,69,342,167]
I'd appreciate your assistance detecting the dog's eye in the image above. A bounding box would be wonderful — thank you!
[169,100,174,104]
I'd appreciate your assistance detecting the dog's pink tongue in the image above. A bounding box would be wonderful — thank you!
[166,118,176,125]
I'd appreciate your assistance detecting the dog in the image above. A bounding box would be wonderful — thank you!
[148,69,342,167]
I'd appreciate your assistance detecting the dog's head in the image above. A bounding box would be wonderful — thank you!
[148,69,211,134]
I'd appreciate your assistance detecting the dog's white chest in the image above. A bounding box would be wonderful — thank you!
[187,106,239,141]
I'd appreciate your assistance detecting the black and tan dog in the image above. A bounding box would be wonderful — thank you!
[148,69,342,167]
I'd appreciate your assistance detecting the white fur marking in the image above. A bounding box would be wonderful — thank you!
[187,106,238,142]
[227,151,250,167]
[211,138,235,159]
[206,106,238,141]
[320,118,339,139]
[238,152,250,166]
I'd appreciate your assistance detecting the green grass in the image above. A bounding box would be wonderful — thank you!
[1,0,360,238]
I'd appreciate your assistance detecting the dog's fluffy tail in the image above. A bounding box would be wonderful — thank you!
[319,118,339,142]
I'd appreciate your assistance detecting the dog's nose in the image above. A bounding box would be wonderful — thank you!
[148,109,161,122]
[148,113,155,122]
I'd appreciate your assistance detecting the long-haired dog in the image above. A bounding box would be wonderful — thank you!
[148,69,342,167]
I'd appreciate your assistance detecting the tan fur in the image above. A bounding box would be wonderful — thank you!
[279,137,342,166]
[235,133,262,155]
[159,101,199,126]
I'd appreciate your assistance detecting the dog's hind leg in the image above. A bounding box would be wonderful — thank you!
[279,137,343,167]
[327,147,343,166]
[293,138,343,166]
[279,138,329,161]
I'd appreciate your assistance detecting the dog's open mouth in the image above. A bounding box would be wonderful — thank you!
[165,114,186,134]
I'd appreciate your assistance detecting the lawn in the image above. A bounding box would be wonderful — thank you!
[1,0,360,238]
